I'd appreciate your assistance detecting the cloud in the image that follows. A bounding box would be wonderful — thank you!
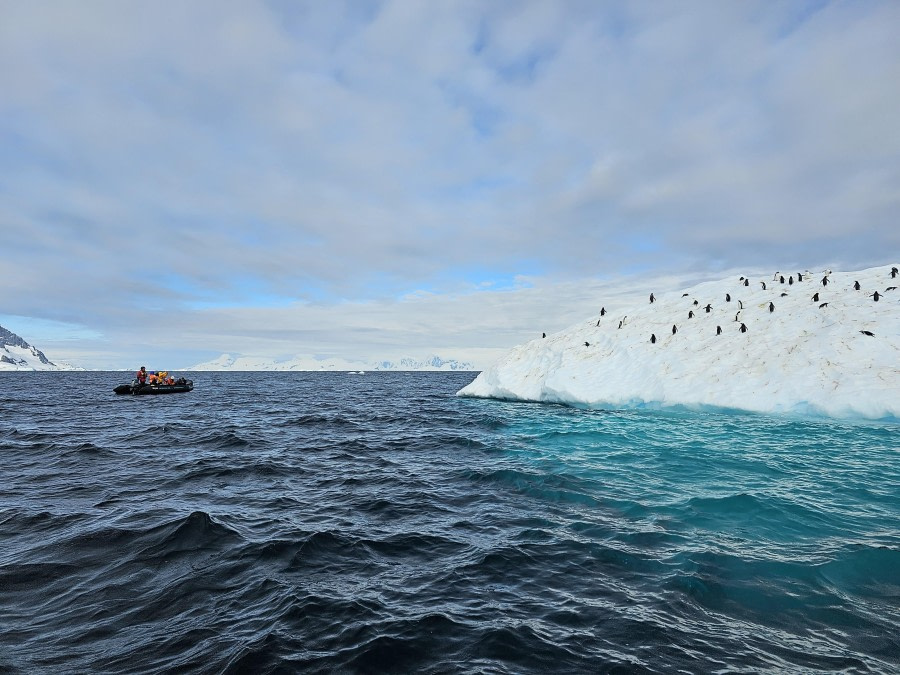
[0,1,897,367]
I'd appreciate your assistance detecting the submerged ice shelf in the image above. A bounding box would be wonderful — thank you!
[459,265,900,420]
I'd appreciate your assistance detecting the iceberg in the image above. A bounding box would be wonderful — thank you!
[458,265,900,420]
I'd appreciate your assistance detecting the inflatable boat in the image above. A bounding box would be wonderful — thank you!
[114,379,193,395]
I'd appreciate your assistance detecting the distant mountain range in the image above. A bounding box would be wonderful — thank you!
[0,324,79,371]
[186,353,478,371]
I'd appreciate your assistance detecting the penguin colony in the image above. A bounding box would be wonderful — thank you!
[575,265,898,348]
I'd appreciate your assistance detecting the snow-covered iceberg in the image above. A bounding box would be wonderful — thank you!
[459,265,900,420]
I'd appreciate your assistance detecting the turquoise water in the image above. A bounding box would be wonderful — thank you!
[465,401,900,670]
[1,372,898,672]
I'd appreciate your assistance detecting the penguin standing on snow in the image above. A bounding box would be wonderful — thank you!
[789,276,794,285]
[704,304,712,313]
[649,293,655,304]
[650,334,657,344]
[812,292,820,302]
[892,267,898,278]
[740,323,748,333]
[760,281,767,290]
[672,325,677,335]
[872,291,882,302]
[854,280,861,291]
[716,326,722,335]
[769,301,775,313]
[726,293,731,302]
[601,307,607,316]
[798,272,803,281]
[688,310,694,319]
[822,275,829,286]
[744,279,749,287]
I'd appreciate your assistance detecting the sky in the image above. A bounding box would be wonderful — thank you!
[1,0,898,370]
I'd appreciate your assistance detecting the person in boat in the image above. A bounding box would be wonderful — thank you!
[148,372,158,385]
[158,371,168,385]
[136,366,147,385]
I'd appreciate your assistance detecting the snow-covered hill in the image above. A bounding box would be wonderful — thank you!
[458,265,900,420]
[187,353,476,372]
[0,325,80,371]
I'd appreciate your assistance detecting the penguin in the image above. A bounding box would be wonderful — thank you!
[892,267,898,278]
[760,281,767,290]
[887,287,898,292]
[672,325,677,335]
[618,320,623,329]
[688,310,694,319]
[789,276,793,285]
[682,293,689,297]
[768,301,775,313]
[780,276,785,284]
[781,292,788,297]
[822,276,829,286]
[542,333,546,338]
[596,319,601,326]
[738,300,744,309]
[744,279,749,287]
[739,323,748,333]
[600,307,607,316]
[797,272,803,282]
[650,334,656,344]
[725,293,731,302]
[734,312,741,322]
[872,291,881,302]
[693,300,699,306]
[716,325,722,335]
[812,292,820,302]
[704,304,712,313]
[739,276,745,282]
[584,341,590,347]
[819,302,829,308]
[649,293,655,304]
[773,272,779,281]
[854,280,860,291]
[860,330,875,337]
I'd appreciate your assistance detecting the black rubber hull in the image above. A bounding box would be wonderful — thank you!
[114,380,193,395]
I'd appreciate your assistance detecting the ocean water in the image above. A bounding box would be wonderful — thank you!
[1,371,898,674]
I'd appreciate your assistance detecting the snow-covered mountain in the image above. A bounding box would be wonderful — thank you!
[459,265,900,420]
[187,353,476,372]
[0,324,80,371]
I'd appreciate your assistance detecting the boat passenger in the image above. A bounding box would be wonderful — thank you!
[136,366,147,384]
[148,372,158,385]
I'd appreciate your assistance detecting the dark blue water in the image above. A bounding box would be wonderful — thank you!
[1,371,898,673]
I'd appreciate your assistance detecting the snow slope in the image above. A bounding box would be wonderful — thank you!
[458,265,900,420]
[0,324,80,371]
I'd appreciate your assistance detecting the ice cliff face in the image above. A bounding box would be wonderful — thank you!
[458,265,900,420]
[0,324,59,370]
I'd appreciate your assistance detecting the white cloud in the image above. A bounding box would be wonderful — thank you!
[1,1,897,368]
